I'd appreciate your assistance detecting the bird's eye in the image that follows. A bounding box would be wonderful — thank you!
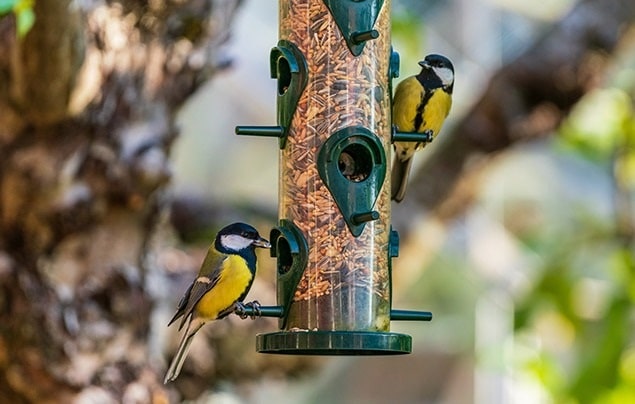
[242,231,256,239]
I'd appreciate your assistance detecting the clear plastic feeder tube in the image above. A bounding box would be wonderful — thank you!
[278,0,393,333]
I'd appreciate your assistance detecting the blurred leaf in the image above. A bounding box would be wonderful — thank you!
[524,350,566,393]
[0,0,35,37]
[570,294,630,401]
[619,348,635,386]
[509,201,635,401]
[392,10,424,71]
[579,302,627,397]
[595,385,635,404]
[614,115,635,189]
[615,150,635,188]
[13,0,33,12]
[610,248,635,301]
[558,88,632,162]
[0,0,16,14]
[16,7,33,37]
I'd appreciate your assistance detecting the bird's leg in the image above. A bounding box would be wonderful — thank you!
[234,300,261,320]
[244,300,261,319]
[233,302,248,319]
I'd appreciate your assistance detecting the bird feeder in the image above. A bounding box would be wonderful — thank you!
[236,0,431,355]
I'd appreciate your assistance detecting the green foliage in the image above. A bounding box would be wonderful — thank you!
[511,58,635,401]
[0,0,17,13]
[509,210,634,402]
[392,10,424,70]
[0,0,35,37]
[558,88,633,162]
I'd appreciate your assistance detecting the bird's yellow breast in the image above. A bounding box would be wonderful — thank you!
[195,255,254,320]
[393,77,425,132]
[421,89,452,136]
[393,76,452,136]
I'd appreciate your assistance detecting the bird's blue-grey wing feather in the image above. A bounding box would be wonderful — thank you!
[168,249,226,330]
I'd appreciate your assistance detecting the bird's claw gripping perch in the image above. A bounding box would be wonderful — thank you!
[234,300,262,320]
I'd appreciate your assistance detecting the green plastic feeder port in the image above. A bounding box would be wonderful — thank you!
[269,220,308,329]
[389,48,400,80]
[323,0,384,56]
[270,40,308,148]
[317,126,386,237]
[389,227,400,258]
[233,40,307,148]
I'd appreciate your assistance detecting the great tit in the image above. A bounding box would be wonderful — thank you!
[164,222,271,383]
[391,54,454,202]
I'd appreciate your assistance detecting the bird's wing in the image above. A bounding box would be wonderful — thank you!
[168,249,226,330]
[167,280,195,327]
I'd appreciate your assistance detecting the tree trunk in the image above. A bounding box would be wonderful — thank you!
[0,0,241,401]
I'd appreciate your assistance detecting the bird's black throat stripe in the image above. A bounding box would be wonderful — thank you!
[414,89,434,132]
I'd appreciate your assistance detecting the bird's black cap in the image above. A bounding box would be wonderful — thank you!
[418,54,454,72]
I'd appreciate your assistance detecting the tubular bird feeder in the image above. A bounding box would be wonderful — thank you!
[236,0,432,355]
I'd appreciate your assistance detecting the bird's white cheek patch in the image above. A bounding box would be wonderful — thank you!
[434,66,454,87]
[221,234,253,251]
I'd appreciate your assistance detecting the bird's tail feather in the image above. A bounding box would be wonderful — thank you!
[391,157,413,203]
[164,317,205,384]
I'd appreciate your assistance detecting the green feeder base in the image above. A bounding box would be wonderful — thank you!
[256,331,411,355]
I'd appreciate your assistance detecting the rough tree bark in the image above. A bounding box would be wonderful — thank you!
[0,1,243,401]
[396,0,635,227]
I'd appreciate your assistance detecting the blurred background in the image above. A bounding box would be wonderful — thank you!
[168,0,635,403]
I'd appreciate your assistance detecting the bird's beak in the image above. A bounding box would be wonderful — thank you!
[253,237,271,249]
[418,60,430,69]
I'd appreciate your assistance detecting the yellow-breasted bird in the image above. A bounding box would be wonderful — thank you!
[391,54,454,202]
[164,222,271,383]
